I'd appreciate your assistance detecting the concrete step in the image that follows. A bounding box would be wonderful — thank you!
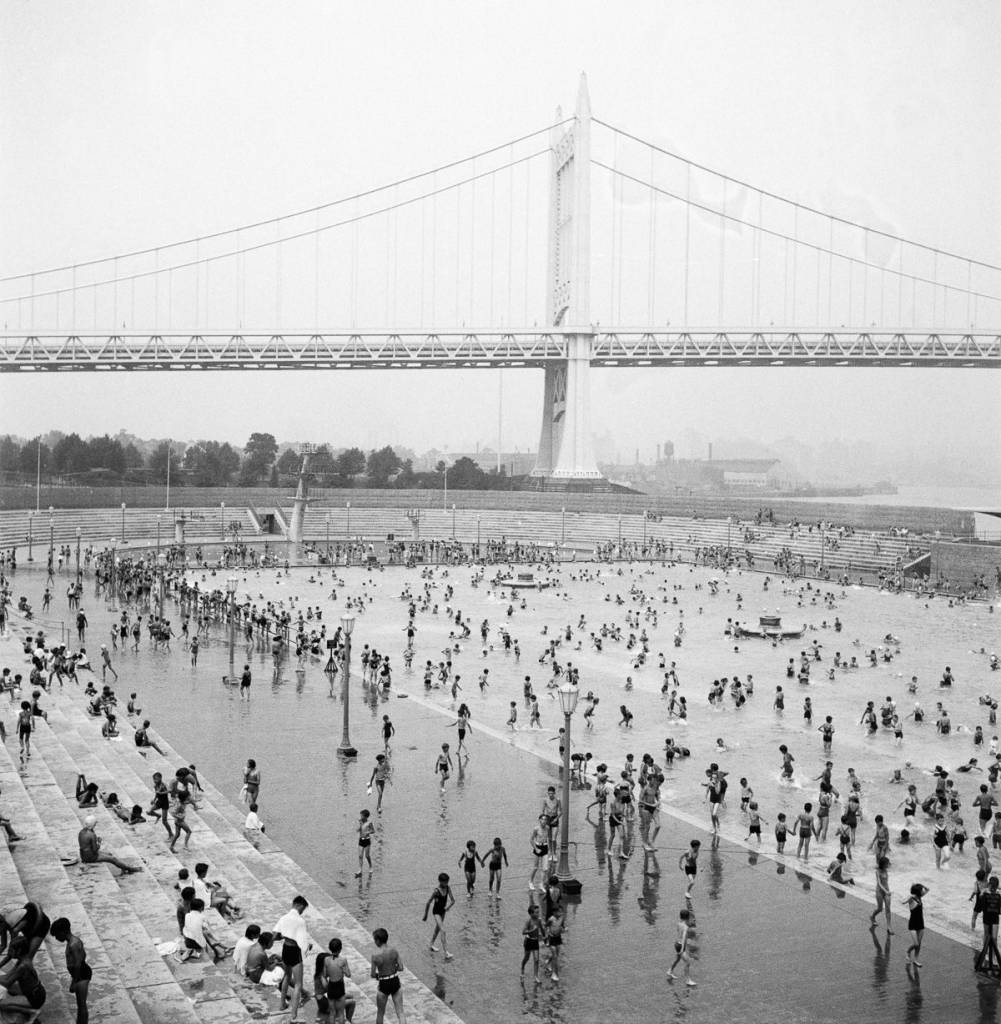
[50,679,463,1024]
[34,705,267,1024]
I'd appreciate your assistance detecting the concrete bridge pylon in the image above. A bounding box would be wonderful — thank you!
[532,73,603,485]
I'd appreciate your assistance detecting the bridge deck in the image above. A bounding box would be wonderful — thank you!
[2,329,999,370]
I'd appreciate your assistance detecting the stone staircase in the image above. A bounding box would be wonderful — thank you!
[0,633,463,1024]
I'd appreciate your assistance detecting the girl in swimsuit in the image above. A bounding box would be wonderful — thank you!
[458,840,482,896]
[904,883,929,966]
[422,873,455,959]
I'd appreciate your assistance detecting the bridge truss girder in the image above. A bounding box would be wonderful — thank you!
[1,330,998,371]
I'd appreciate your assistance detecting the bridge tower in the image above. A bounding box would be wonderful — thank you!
[532,73,603,487]
[287,443,316,544]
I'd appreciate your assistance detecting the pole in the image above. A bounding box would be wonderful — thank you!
[35,438,41,513]
[561,506,566,544]
[346,501,351,541]
[556,706,582,894]
[443,468,448,512]
[75,527,81,576]
[727,516,732,551]
[643,510,647,546]
[452,503,456,540]
[477,515,481,548]
[48,508,54,569]
[121,503,126,542]
[221,502,225,544]
[110,540,118,612]
[820,523,825,574]
[338,627,358,757]
[27,513,33,562]
[165,443,171,511]
[326,514,330,559]
[617,515,622,553]
[228,581,237,673]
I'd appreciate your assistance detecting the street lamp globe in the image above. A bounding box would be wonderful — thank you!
[341,613,356,636]
[558,682,579,716]
[226,576,238,598]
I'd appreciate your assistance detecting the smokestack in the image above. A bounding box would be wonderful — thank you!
[708,442,713,462]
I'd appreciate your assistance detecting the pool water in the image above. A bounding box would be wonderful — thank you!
[8,558,1001,1023]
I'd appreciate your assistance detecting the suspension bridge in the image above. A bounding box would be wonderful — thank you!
[2,75,999,483]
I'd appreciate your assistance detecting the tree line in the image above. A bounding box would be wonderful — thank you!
[0,432,515,491]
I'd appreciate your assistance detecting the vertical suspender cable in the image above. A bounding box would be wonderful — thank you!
[862,229,868,325]
[385,194,392,327]
[610,133,618,322]
[967,261,972,325]
[684,163,692,325]
[647,145,656,326]
[507,148,514,326]
[719,179,726,325]
[276,221,283,330]
[469,166,476,325]
[523,156,530,325]
[898,246,904,326]
[828,218,834,326]
[431,173,437,325]
[352,205,359,329]
[393,189,399,328]
[931,251,938,326]
[456,176,462,325]
[791,204,798,323]
[489,170,496,326]
[420,185,426,327]
[194,244,199,330]
[314,215,320,331]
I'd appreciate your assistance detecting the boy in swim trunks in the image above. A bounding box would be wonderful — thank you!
[422,874,455,960]
[370,927,406,1024]
[520,904,543,982]
[356,810,375,878]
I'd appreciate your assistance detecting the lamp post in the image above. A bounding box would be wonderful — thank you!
[617,514,622,554]
[121,502,126,542]
[227,576,238,675]
[325,513,331,559]
[338,614,358,757]
[442,467,448,512]
[556,682,582,895]
[820,522,825,574]
[346,501,351,539]
[220,502,226,544]
[27,513,33,562]
[165,441,171,511]
[643,510,647,547]
[48,506,54,569]
[109,538,118,611]
[451,503,456,540]
[561,506,566,545]
[157,553,166,620]
[476,515,481,549]
[727,515,733,551]
[75,526,81,577]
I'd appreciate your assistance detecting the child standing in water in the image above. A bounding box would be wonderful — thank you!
[458,840,482,897]
[422,873,455,960]
[486,837,509,899]
[666,908,696,987]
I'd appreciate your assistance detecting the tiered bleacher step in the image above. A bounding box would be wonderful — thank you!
[0,632,462,1024]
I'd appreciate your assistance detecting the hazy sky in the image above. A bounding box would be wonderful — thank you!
[2,1,999,472]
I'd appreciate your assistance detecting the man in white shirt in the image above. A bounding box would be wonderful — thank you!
[273,896,313,1020]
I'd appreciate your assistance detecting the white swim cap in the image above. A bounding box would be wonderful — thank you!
[84,815,97,827]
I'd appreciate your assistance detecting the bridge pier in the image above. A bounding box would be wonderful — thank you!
[531,74,604,488]
[532,335,602,482]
